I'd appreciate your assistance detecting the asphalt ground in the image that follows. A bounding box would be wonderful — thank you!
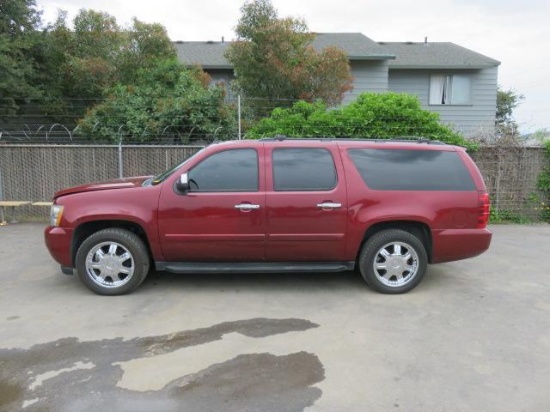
[0,223,549,412]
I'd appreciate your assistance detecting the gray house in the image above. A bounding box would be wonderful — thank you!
[175,33,500,137]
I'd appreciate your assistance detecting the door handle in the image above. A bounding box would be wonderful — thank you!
[317,202,342,209]
[235,203,260,211]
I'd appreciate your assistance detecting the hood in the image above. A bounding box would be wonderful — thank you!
[54,176,152,199]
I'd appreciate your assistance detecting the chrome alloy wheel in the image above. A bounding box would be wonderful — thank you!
[85,241,135,288]
[372,241,419,287]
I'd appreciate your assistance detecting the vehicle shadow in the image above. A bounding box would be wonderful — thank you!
[137,265,451,295]
[141,269,366,293]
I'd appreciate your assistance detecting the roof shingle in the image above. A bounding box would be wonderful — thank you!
[173,34,500,70]
[380,41,500,69]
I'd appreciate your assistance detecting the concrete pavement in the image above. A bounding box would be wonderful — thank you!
[1,223,549,411]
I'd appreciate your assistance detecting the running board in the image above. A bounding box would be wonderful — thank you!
[156,261,355,274]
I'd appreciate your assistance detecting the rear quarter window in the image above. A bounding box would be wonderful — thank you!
[348,148,476,191]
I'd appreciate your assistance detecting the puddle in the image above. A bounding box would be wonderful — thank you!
[0,317,323,411]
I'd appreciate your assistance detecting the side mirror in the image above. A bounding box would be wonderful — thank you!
[175,173,190,194]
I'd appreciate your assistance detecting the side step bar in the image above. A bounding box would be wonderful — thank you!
[155,261,355,274]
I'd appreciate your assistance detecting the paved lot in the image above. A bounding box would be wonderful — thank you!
[0,223,549,411]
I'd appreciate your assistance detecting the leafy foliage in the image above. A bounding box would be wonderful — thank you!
[225,0,352,115]
[78,59,236,143]
[0,0,43,116]
[0,3,235,143]
[41,10,177,121]
[248,92,471,147]
[496,86,524,137]
[537,141,550,191]
[536,141,550,222]
[489,208,533,224]
[116,19,177,85]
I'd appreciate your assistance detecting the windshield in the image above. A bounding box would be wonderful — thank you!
[150,148,205,185]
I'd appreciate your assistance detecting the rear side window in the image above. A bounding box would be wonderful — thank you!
[348,148,476,191]
[273,148,337,191]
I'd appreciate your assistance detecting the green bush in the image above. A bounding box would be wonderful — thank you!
[78,59,236,143]
[537,141,550,222]
[247,92,472,148]
[489,209,532,224]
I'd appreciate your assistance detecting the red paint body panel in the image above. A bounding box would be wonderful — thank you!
[263,142,348,261]
[431,228,492,263]
[158,191,267,261]
[44,227,73,267]
[44,139,492,271]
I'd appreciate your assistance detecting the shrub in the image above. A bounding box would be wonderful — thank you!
[247,92,472,148]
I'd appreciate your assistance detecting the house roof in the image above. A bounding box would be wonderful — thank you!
[312,33,395,60]
[174,35,500,70]
[175,41,232,69]
[174,32,395,69]
[380,41,500,69]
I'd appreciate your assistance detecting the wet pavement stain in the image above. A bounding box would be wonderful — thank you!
[0,318,323,412]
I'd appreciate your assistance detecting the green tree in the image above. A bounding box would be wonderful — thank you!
[248,92,470,147]
[78,59,236,143]
[41,10,177,123]
[496,86,524,136]
[225,0,352,115]
[0,0,43,116]
[117,18,177,85]
[38,9,125,121]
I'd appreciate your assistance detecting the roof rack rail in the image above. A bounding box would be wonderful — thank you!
[259,135,288,141]
[388,137,446,145]
[259,136,446,145]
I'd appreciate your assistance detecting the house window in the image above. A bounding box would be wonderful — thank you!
[429,74,472,105]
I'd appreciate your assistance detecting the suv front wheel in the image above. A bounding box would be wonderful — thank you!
[359,229,427,294]
[75,228,150,295]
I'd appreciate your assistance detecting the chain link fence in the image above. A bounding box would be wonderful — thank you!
[470,146,547,221]
[1,141,549,223]
[0,144,203,221]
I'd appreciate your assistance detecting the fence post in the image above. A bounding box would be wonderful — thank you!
[118,141,123,178]
[0,167,4,201]
[238,95,242,140]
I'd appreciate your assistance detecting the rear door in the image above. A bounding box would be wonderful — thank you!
[264,144,348,261]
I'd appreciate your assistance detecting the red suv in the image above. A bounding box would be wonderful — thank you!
[45,138,491,295]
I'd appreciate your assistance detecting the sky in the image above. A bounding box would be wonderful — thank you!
[36,0,550,134]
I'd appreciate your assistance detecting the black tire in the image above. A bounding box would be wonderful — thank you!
[75,228,150,295]
[358,229,427,294]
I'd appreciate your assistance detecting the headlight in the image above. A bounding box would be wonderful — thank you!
[50,205,64,227]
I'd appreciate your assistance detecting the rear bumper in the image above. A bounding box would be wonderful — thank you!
[431,228,492,263]
[44,226,73,268]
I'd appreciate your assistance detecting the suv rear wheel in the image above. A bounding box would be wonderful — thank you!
[359,229,427,294]
[75,228,150,295]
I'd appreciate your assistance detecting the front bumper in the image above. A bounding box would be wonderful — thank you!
[44,226,74,268]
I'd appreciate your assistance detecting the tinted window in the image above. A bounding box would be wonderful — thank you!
[189,149,258,192]
[273,148,337,191]
[348,148,476,191]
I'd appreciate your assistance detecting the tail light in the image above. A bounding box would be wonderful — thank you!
[477,192,490,228]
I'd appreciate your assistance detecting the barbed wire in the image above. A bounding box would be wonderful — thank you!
[0,96,527,145]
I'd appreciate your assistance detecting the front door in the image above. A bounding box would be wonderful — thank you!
[158,147,266,262]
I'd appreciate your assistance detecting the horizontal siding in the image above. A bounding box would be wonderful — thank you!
[388,67,498,137]
[343,61,389,104]
[206,64,390,106]
[205,69,236,100]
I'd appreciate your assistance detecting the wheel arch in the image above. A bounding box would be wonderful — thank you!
[359,220,433,263]
[70,220,152,267]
